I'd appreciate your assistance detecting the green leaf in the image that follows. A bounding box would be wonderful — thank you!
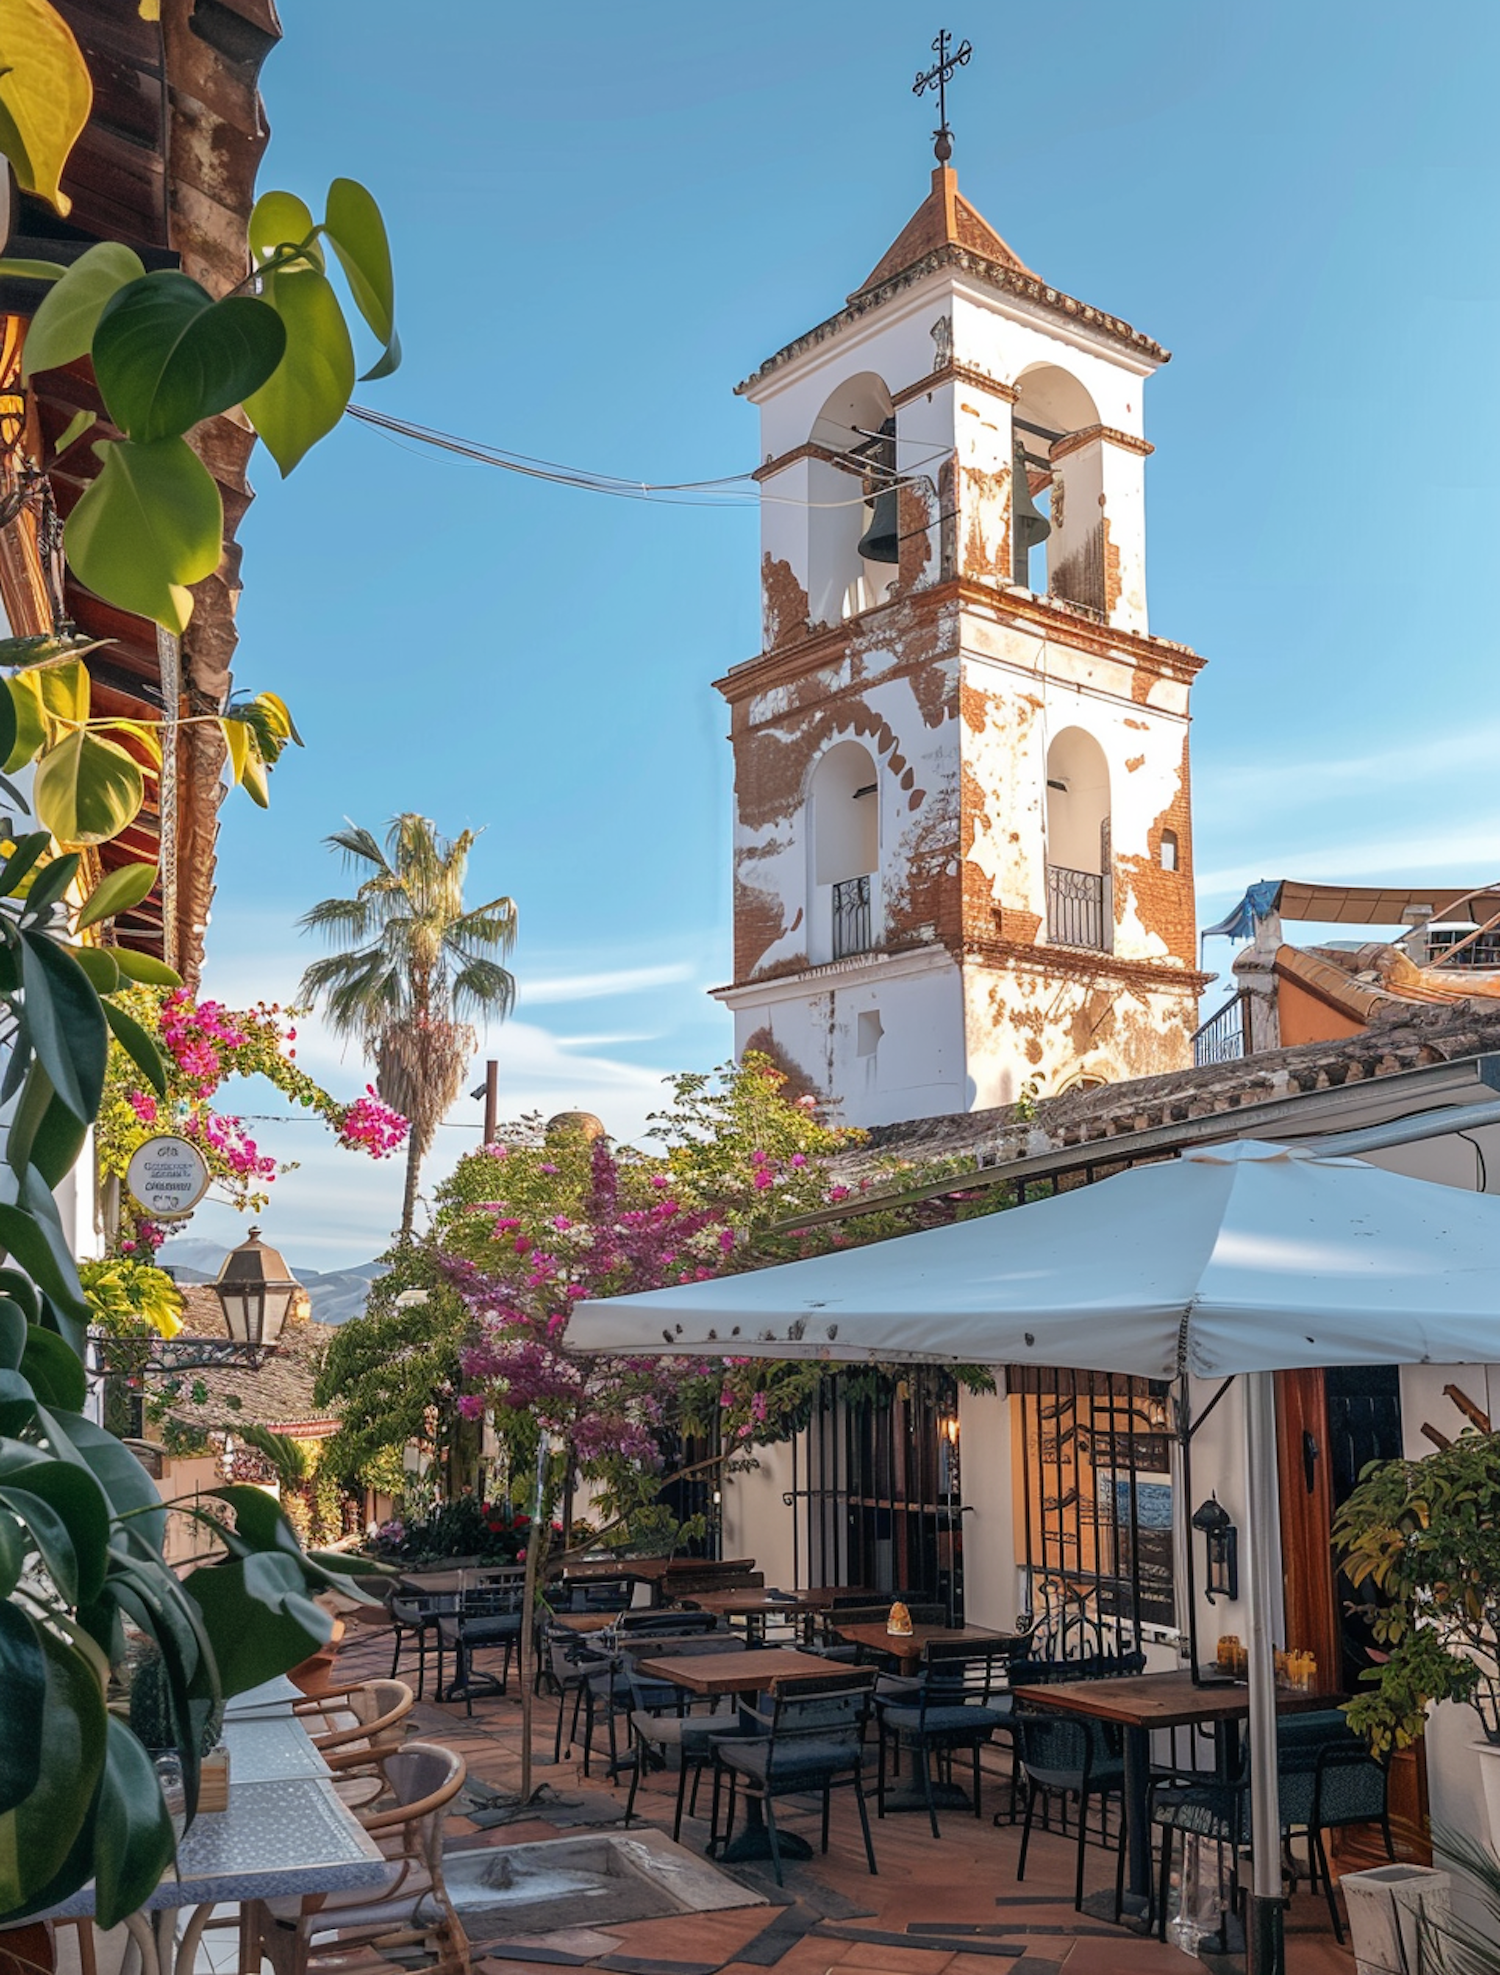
[52,407,96,455]
[0,1302,24,1370]
[63,437,223,636]
[323,177,399,378]
[3,679,45,773]
[0,1604,45,1817]
[182,1552,331,1697]
[24,1091,89,1193]
[21,848,81,919]
[22,243,146,379]
[207,1484,300,1556]
[0,1172,89,1327]
[0,0,93,216]
[220,714,250,787]
[0,1616,107,1915]
[0,1508,23,1598]
[18,930,108,1123]
[2,1455,108,1599]
[0,1273,38,1324]
[0,1469,76,1601]
[71,945,120,994]
[111,948,182,988]
[249,190,321,267]
[93,272,287,444]
[0,676,14,771]
[65,1414,167,1555]
[76,860,158,930]
[0,258,65,281]
[0,834,49,896]
[102,997,169,1096]
[93,1716,173,1928]
[20,1326,86,1416]
[242,266,355,476]
[33,727,146,847]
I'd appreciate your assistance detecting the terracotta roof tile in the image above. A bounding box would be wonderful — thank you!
[850,165,1034,298]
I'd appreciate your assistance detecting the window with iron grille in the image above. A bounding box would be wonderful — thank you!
[784,1367,964,1621]
[1012,1367,1175,1648]
[833,874,872,959]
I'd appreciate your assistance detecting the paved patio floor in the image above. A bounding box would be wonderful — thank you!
[329,1618,1356,1975]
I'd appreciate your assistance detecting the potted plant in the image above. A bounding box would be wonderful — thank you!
[1333,1429,1500,1844]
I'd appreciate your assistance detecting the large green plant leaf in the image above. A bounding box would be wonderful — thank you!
[0,1456,109,1602]
[21,243,146,379]
[249,189,321,266]
[243,266,355,476]
[70,946,120,994]
[0,1604,45,1815]
[92,273,286,443]
[111,948,183,988]
[324,178,400,379]
[63,1414,167,1554]
[0,835,49,898]
[182,1552,330,1697]
[20,1326,86,1415]
[63,437,224,636]
[0,1616,107,1916]
[33,728,146,848]
[18,931,108,1123]
[76,860,158,930]
[92,1716,173,1927]
[0,1303,24,1369]
[0,1191,88,1332]
[0,1509,23,1598]
[0,0,92,216]
[102,998,169,1097]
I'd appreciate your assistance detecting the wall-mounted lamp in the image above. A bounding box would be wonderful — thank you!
[941,1415,960,1445]
[1191,1494,1239,1603]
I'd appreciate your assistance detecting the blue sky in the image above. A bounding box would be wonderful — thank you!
[182,0,1500,1269]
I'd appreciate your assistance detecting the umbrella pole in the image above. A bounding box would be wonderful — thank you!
[1244,1370,1285,1975]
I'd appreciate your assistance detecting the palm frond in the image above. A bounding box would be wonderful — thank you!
[1424,1830,1500,1975]
[327,825,391,874]
[451,958,517,1022]
[298,896,374,940]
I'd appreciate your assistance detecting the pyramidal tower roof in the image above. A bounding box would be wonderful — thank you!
[850,164,1034,300]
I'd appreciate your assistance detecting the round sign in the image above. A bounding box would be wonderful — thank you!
[125,1136,212,1220]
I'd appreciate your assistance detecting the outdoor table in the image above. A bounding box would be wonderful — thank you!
[830,1620,1007,1669]
[637,1646,840,1863]
[43,1707,387,1975]
[550,1609,620,1634]
[682,1587,824,1643]
[1010,1668,1340,1919]
[396,1565,517,1598]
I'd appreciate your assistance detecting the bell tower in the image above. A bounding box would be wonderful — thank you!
[712,156,1207,1126]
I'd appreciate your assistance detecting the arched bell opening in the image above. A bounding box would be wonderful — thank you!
[808,373,897,625]
[1044,726,1112,953]
[807,738,880,964]
[1011,365,1102,610]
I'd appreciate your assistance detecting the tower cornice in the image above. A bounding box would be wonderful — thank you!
[713,578,1204,707]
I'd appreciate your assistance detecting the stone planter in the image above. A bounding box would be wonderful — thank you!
[1341,1864,1451,1975]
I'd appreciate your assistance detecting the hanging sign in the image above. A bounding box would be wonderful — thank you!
[125,1135,211,1220]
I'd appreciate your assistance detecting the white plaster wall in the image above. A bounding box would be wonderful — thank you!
[954,1382,1019,1629]
[728,950,967,1128]
[960,962,1198,1110]
[719,1438,799,1590]
[1097,438,1149,634]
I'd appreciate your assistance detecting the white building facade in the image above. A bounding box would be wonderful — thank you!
[715,167,1208,1126]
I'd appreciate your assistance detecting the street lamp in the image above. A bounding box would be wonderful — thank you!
[211,1227,299,1366]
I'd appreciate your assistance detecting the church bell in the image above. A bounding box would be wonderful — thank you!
[856,417,900,564]
[1010,437,1051,584]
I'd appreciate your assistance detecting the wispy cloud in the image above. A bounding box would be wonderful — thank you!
[1197,830,1500,900]
[519,962,695,1005]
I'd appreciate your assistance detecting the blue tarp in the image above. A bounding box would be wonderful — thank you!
[1201,880,1282,943]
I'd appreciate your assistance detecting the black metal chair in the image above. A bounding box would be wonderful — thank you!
[710,1668,879,1888]
[619,1608,722,1637]
[621,1638,748,1839]
[388,1588,454,1700]
[1013,1700,1128,1915]
[875,1638,1018,1838]
[436,1579,526,1714]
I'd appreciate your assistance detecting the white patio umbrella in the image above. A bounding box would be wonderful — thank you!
[569,1140,1500,1975]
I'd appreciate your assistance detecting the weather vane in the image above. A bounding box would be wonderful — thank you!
[913,30,972,164]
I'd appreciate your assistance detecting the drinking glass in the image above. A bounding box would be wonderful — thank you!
[153,1749,187,1843]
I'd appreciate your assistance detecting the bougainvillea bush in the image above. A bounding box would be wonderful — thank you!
[97,985,409,1250]
[365,1494,533,1567]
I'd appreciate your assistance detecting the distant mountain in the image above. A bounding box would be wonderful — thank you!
[157,1239,386,1325]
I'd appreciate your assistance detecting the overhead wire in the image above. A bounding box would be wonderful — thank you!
[346,403,949,511]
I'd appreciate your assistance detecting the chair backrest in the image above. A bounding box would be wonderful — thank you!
[461,1580,527,1619]
[364,1740,466,1869]
[1013,1700,1114,1788]
[766,1669,875,1772]
[1010,1650,1145,1686]
[620,1608,721,1636]
[921,1638,1021,1708]
[314,1678,414,1755]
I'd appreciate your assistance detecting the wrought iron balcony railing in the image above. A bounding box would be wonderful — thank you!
[1046,863,1107,952]
[832,874,872,959]
[1191,989,1252,1068]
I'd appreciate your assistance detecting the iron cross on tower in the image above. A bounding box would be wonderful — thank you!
[913,29,972,163]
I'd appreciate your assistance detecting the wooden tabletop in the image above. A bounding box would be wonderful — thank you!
[686,1589,817,1617]
[830,1621,1008,1664]
[396,1567,519,1596]
[549,1610,619,1633]
[638,1647,836,1695]
[561,1556,672,1582]
[1009,1668,1343,1730]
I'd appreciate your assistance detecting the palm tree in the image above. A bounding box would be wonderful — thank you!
[298,815,517,1238]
